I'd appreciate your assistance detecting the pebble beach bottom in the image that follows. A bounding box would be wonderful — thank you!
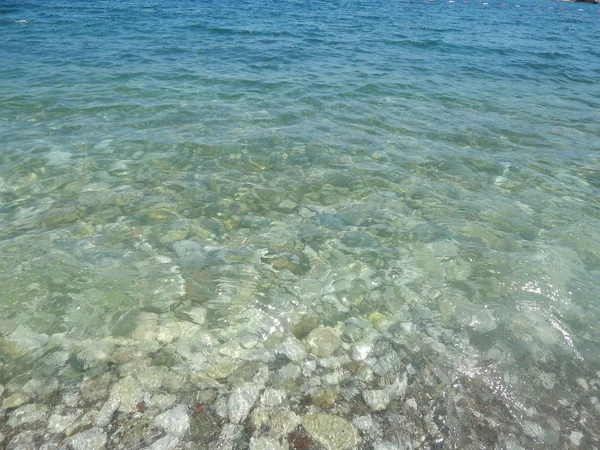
[1,0,600,449]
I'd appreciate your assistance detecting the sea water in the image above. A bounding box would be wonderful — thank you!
[0,0,599,448]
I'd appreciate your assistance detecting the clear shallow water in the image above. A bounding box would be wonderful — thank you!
[1,0,600,448]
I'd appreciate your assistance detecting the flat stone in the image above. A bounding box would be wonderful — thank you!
[7,403,48,428]
[149,435,180,450]
[276,336,307,362]
[228,383,261,424]
[302,413,359,450]
[70,428,107,450]
[523,421,544,439]
[2,393,28,410]
[147,393,177,410]
[132,312,159,341]
[184,307,207,326]
[245,347,275,364]
[95,395,120,428]
[7,430,37,449]
[153,405,190,437]
[228,368,268,424]
[0,340,29,359]
[306,327,342,358]
[48,411,81,434]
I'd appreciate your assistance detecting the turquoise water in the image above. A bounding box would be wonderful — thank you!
[1,0,600,448]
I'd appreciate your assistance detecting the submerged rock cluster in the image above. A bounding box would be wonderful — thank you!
[1,229,599,450]
[1,147,599,450]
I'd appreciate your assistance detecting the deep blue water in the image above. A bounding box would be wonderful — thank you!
[1,0,600,448]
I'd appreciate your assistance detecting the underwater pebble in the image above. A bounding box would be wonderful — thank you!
[279,363,301,380]
[261,388,287,408]
[351,341,374,361]
[7,403,48,428]
[341,231,379,248]
[322,371,343,385]
[215,423,244,450]
[132,312,159,341]
[353,415,375,431]
[369,313,391,333]
[302,413,360,450]
[94,395,120,428]
[65,410,97,436]
[110,375,143,413]
[159,229,188,244]
[249,435,288,450]
[228,383,262,424]
[8,430,39,449]
[373,442,406,450]
[0,340,30,359]
[48,411,81,434]
[245,347,276,364]
[310,389,337,409]
[261,248,311,275]
[576,378,588,391]
[278,199,298,212]
[149,435,179,450]
[69,427,107,450]
[251,407,270,429]
[43,351,70,368]
[184,307,207,326]
[405,398,418,411]
[2,393,28,410]
[136,366,169,392]
[269,410,300,438]
[570,430,583,446]
[301,360,317,377]
[239,334,259,349]
[363,390,390,411]
[276,336,307,362]
[228,368,268,424]
[153,404,190,437]
[306,327,342,358]
[147,393,177,410]
[319,354,351,369]
[356,365,374,383]
[522,421,544,439]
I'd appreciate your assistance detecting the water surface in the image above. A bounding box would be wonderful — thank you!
[1,0,600,448]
